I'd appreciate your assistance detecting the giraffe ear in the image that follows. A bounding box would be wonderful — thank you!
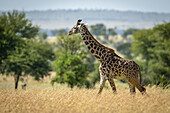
[78,19,82,22]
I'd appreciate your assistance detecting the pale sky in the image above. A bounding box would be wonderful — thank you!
[0,0,170,13]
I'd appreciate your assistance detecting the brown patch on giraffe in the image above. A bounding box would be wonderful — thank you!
[95,51,98,54]
[91,49,95,53]
[101,55,104,59]
[96,47,100,51]
[90,43,93,48]
[85,41,89,45]
[108,65,111,69]
[83,37,86,40]
[94,55,100,59]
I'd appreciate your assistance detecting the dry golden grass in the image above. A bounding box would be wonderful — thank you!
[0,83,170,113]
[0,75,170,113]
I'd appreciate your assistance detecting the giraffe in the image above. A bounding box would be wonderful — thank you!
[68,19,146,94]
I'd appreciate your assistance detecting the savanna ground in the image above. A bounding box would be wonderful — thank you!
[0,75,170,113]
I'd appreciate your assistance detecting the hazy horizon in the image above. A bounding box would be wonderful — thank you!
[1,0,170,13]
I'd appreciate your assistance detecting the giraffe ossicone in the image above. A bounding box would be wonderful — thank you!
[68,20,146,95]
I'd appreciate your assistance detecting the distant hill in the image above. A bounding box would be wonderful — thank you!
[1,9,170,30]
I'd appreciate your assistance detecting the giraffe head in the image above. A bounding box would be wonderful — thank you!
[68,19,83,35]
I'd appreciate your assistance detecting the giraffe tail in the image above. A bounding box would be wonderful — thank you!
[138,67,142,85]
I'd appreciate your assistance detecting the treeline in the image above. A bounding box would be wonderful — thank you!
[0,10,169,89]
[25,9,170,22]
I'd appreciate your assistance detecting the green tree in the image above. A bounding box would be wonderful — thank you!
[90,24,106,36]
[0,10,39,66]
[3,39,54,89]
[0,25,19,67]
[57,29,67,36]
[117,43,133,59]
[0,10,54,89]
[38,32,48,39]
[123,28,138,38]
[52,54,88,88]
[51,29,58,36]
[51,35,91,88]
[51,29,67,36]
[24,39,55,81]
[132,23,170,87]
[88,62,100,88]
[108,28,117,36]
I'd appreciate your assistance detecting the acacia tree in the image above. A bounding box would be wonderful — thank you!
[0,10,54,89]
[0,10,39,66]
[3,39,54,89]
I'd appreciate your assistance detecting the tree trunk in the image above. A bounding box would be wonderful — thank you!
[15,74,20,89]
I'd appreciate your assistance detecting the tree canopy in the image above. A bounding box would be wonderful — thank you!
[51,35,92,88]
[123,28,138,38]
[0,10,54,89]
[0,10,39,66]
[132,22,170,88]
[90,24,106,36]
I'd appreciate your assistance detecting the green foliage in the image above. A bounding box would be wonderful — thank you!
[55,35,87,57]
[0,10,39,38]
[38,32,48,39]
[116,43,133,59]
[24,39,55,80]
[57,29,67,36]
[51,29,67,36]
[123,28,138,38]
[51,35,92,88]
[90,24,106,36]
[132,23,170,88]
[3,39,54,80]
[51,29,58,36]
[0,25,19,67]
[0,10,53,89]
[52,54,89,88]
[0,10,39,66]
[108,28,117,36]
[87,62,100,88]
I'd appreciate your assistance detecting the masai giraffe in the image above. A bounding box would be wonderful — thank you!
[68,20,146,94]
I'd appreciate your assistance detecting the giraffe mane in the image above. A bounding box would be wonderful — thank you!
[83,25,115,53]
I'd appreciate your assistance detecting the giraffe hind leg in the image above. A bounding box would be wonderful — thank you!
[128,82,136,94]
[128,78,146,94]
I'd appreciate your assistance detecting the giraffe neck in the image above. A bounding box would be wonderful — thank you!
[80,25,115,62]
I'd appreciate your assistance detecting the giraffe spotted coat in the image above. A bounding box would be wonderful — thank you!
[68,20,146,94]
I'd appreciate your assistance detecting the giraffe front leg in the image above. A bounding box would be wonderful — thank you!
[98,71,106,94]
[108,77,117,93]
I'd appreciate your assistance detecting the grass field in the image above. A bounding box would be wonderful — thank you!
[0,76,170,113]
